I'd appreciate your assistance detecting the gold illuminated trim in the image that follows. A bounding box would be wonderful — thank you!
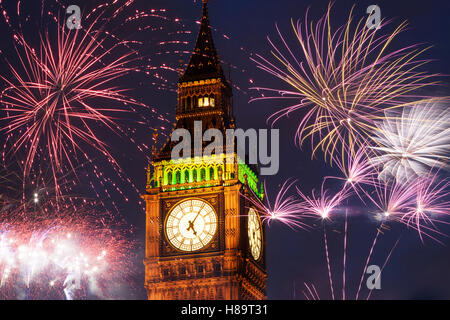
[179,78,220,88]
[176,109,224,120]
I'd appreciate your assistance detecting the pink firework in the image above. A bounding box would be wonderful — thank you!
[244,180,307,230]
[371,178,416,220]
[329,146,379,202]
[296,184,351,220]
[404,174,450,241]
[334,147,377,186]
[371,172,450,242]
[0,21,143,187]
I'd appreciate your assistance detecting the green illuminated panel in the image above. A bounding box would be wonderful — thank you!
[149,153,264,199]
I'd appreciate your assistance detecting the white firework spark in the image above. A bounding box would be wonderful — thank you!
[370,103,450,183]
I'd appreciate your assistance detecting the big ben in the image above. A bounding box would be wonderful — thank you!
[143,0,267,300]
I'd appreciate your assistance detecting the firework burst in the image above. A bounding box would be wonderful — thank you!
[370,103,450,183]
[399,173,450,242]
[243,180,307,230]
[370,172,450,242]
[296,184,351,220]
[0,196,137,300]
[251,2,439,163]
[0,19,144,185]
[371,177,416,220]
[410,175,450,223]
[322,145,381,205]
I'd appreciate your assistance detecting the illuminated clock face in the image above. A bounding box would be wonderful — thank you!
[248,208,262,261]
[165,199,218,252]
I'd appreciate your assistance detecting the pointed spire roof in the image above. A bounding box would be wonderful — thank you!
[180,0,226,83]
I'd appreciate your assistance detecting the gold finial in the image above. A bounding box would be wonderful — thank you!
[152,128,159,140]
[202,0,209,4]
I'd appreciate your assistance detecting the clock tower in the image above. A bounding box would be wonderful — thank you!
[143,0,267,300]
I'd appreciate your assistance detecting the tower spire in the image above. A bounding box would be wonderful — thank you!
[180,0,225,83]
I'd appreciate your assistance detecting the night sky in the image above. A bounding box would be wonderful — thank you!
[0,0,449,300]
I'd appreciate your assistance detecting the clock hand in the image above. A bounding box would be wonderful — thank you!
[191,203,205,225]
[187,203,207,236]
[187,220,197,236]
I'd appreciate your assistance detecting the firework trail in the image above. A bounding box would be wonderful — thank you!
[365,238,399,301]
[322,227,334,300]
[250,2,440,163]
[302,283,320,300]
[370,103,450,183]
[354,226,383,300]
[304,221,399,300]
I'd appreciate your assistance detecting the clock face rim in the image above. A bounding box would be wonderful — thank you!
[248,207,263,261]
[164,198,218,253]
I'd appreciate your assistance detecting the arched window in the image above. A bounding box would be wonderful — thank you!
[187,97,192,110]
[175,171,181,185]
[166,172,172,185]
[192,169,198,182]
[203,96,209,107]
[209,167,215,180]
[200,168,206,181]
[195,95,214,108]
[183,169,189,183]
[193,96,198,108]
